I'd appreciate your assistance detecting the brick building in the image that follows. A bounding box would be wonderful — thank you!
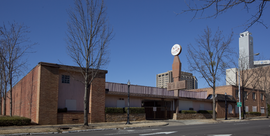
[1,62,107,125]
[188,85,267,118]
[1,62,267,125]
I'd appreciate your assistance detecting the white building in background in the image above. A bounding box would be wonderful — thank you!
[239,31,254,69]
[254,60,270,67]
[226,68,237,86]
[226,31,270,85]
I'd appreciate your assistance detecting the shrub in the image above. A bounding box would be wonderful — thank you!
[197,110,213,114]
[58,107,67,112]
[125,107,145,114]
[105,107,125,113]
[181,110,197,114]
[247,112,261,116]
[0,116,31,126]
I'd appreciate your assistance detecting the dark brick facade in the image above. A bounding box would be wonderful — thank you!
[2,62,107,125]
[2,65,39,123]
[188,85,267,118]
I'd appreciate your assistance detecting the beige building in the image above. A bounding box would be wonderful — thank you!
[156,70,198,89]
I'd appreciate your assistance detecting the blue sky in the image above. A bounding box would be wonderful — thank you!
[1,0,269,89]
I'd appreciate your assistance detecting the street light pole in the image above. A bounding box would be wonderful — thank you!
[225,92,227,120]
[238,53,259,120]
[238,65,241,120]
[126,80,131,124]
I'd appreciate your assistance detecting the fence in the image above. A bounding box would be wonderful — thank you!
[106,82,207,99]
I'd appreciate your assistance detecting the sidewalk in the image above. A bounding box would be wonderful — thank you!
[0,117,269,135]
[0,120,168,135]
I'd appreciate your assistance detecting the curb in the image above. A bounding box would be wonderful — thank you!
[0,122,169,136]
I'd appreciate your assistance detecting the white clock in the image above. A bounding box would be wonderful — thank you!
[171,44,182,56]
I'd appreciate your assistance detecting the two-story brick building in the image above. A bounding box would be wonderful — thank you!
[2,62,107,124]
[188,85,267,118]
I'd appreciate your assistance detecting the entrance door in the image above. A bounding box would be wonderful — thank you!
[143,100,173,120]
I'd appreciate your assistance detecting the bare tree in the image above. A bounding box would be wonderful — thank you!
[226,53,263,118]
[0,31,8,116]
[187,27,234,120]
[179,0,270,30]
[256,65,270,118]
[0,45,2,115]
[0,22,35,116]
[66,0,112,126]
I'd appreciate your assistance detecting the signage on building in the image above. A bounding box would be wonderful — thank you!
[167,80,187,91]
[171,44,182,56]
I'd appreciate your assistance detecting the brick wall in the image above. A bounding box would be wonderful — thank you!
[216,101,237,118]
[243,89,266,114]
[38,65,59,125]
[105,113,145,122]
[57,112,90,124]
[188,85,234,96]
[2,65,40,123]
[89,73,106,123]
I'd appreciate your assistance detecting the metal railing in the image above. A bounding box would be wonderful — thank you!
[106,82,207,99]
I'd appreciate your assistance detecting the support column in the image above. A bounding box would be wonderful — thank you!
[173,99,179,120]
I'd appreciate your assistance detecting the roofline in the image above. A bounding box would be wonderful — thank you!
[187,84,265,92]
[38,62,108,74]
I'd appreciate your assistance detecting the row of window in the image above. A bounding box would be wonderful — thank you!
[235,90,264,101]
[228,105,264,114]
[158,73,169,77]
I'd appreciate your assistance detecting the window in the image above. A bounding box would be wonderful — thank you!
[245,106,249,112]
[117,99,125,108]
[244,91,248,100]
[261,93,264,100]
[62,75,70,84]
[228,104,233,114]
[252,106,257,112]
[261,107,265,113]
[235,105,239,113]
[65,99,76,111]
[252,92,256,100]
[235,90,239,98]
[199,104,204,110]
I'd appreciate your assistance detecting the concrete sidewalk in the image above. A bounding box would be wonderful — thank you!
[0,117,269,135]
[0,120,168,135]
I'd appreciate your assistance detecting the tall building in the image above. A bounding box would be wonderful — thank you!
[227,31,254,85]
[239,31,254,69]
[226,31,270,85]
[156,70,198,89]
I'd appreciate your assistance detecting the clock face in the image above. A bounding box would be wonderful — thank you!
[171,44,182,56]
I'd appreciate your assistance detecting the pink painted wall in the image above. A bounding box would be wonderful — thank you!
[192,101,212,111]
[58,70,84,111]
[105,95,142,107]
[179,100,212,111]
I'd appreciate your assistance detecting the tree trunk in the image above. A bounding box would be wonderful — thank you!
[84,63,89,126]
[3,79,7,115]
[242,87,245,119]
[9,71,12,117]
[212,86,216,120]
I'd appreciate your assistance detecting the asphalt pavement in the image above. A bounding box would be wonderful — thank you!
[0,116,269,136]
